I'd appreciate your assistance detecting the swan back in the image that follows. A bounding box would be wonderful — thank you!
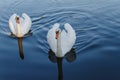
[47,23,76,57]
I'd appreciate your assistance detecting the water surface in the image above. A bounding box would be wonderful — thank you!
[0,0,120,80]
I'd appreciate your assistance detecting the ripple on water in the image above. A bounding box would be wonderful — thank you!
[29,9,99,55]
[0,6,100,55]
[1,2,120,56]
[1,1,120,80]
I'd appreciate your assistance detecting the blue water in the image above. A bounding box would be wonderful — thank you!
[0,0,120,80]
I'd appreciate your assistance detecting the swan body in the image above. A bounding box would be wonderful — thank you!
[9,13,32,38]
[47,23,76,57]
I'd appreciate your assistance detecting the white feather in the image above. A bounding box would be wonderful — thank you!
[61,23,76,56]
[47,23,76,57]
[9,13,17,35]
[21,13,32,35]
[8,13,32,37]
[47,23,59,53]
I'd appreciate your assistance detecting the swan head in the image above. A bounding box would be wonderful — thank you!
[55,28,61,39]
[15,16,20,24]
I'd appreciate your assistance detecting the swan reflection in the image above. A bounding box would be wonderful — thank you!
[18,38,24,59]
[10,31,32,60]
[48,48,76,80]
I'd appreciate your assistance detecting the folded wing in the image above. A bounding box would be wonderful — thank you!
[61,23,76,56]
[20,13,32,35]
[9,13,17,35]
[47,23,60,53]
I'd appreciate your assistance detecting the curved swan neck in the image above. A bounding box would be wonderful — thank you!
[56,33,62,57]
[16,23,21,37]
[16,17,21,37]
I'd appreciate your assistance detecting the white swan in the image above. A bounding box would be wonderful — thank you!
[9,13,32,38]
[47,23,76,57]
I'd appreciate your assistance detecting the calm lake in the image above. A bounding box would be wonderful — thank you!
[0,0,120,80]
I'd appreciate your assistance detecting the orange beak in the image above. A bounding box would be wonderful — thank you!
[56,31,59,39]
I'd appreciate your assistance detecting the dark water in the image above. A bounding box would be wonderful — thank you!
[0,0,120,80]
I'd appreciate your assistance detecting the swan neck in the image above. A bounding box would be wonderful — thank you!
[16,23,21,37]
[57,33,62,57]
